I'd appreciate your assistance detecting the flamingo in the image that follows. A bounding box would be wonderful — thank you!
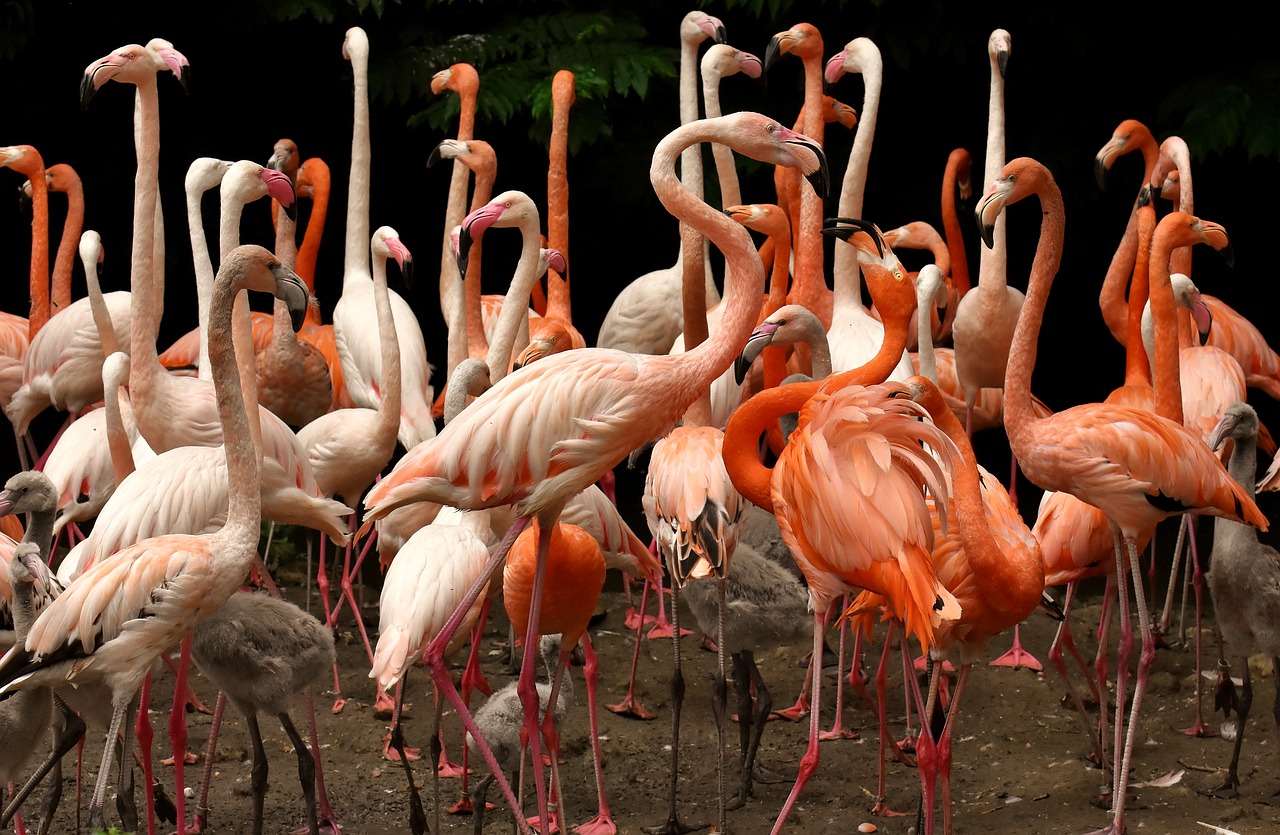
[824,38,916,383]
[297,226,412,712]
[360,112,827,833]
[594,10,724,358]
[332,26,436,450]
[722,219,964,833]
[0,244,310,834]
[939,147,974,297]
[537,69,588,356]
[255,138,333,429]
[1201,402,1280,799]
[0,145,50,341]
[21,162,84,319]
[974,155,1268,835]
[881,220,957,348]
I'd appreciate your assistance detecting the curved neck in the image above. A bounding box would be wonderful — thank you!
[1147,229,1187,424]
[296,167,329,296]
[1122,205,1154,388]
[50,175,84,314]
[652,121,767,419]
[1003,177,1065,460]
[345,44,371,282]
[208,271,263,544]
[832,59,880,307]
[466,166,495,360]
[1168,146,1195,278]
[1099,138,1160,345]
[941,150,971,294]
[485,215,543,383]
[372,248,402,440]
[1227,429,1259,501]
[723,381,817,509]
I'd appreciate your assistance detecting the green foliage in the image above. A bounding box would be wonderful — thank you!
[1161,61,1280,161]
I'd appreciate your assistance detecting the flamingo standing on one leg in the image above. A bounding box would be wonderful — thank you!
[974,155,1268,835]
[359,112,828,835]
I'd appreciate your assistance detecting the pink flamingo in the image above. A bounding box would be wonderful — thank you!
[0,244,310,834]
[974,156,1267,835]
[359,112,827,834]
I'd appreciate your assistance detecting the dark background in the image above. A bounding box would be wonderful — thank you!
[3,1,1279,533]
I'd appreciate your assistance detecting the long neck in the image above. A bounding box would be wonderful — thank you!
[1099,139,1160,345]
[295,167,329,295]
[547,75,573,322]
[822,263,913,391]
[485,216,543,384]
[186,182,217,380]
[103,357,135,485]
[723,381,817,509]
[372,249,402,440]
[219,191,266,447]
[792,51,826,329]
[832,61,880,311]
[916,283,938,384]
[1122,204,1154,388]
[208,274,263,546]
[652,123,766,416]
[464,169,493,360]
[702,79,740,210]
[20,503,55,555]
[24,160,50,338]
[127,77,162,400]
[941,150,971,294]
[1147,230,1185,424]
[1003,179,1065,460]
[50,176,84,314]
[977,54,1007,295]
[1169,147,1194,278]
[345,42,371,283]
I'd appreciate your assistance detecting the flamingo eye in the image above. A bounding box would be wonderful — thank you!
[766,123,776,133]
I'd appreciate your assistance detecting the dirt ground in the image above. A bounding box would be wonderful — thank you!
[18,504,1280,835]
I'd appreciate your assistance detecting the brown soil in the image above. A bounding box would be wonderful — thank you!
[23,543,1280,835]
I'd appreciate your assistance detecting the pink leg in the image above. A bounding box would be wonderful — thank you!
[844,626,877,713]
[770,608,827,835]
[913,662,942,835]
[1094,573,1117,777]
[136,673,157,835]
[821,597,856,741]
[299,690,341,835]
[647,582,693,640]
[316,532,345,713]
[328,524,380,692]
[606,578,656,720]
[772,651,812,722]
[460,596,494,704]
[987,623,1044,671]
[189,692,226,833]
[937,664,972,835]
[168,636,194,835]
[8,781,26,835]
[422,516,536,835]
[1180,518,1215,737]
[515,522,555,834]
[381,677,421,762]
[158,650,212,717]
[575,634,617,835]
[872,621,910,817]
[1046,583,1104,766]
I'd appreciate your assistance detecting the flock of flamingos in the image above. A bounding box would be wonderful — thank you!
[1,8,1279,835]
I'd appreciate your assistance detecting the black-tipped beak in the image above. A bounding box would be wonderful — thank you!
[1137,184,1154,208]
[400,256,415,289]
[789,141,829,200]
[712,23,726,44]
[17,184,31,219]
[974,202,996,249]
[271,265,309,332]
[426,141,446,169]
[455,227,474,281]
[822,217,883,256]
[177,67,192,96]
[1219,242,1235,269]
[1094,157,1109,191]
[283,198,297,222]
[1208,413,1237,452]
[763,35,784,73]
[734,337,767,385]
[79,73,98,111]
[1039,590,1064,622]
[996,50,1009,80]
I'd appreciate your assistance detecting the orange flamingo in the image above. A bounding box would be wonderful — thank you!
[881,220,957,348]
[359,112,827,834]
[939,148,973,297]
[975,156,1267,835]
[538,69,587,353]
[723,220,963,834]
[0,145,50,341]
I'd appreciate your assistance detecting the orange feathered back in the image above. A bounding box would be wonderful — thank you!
[503,521,605,649]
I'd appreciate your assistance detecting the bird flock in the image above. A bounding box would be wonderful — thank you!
[0,9,1278,835]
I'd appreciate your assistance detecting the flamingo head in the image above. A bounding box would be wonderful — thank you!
[769,123,829,199]
[430,67,453,95]
[1208,402,1258,453]
[989,29,1011,79]
[765,24,817,72]
[375,226,414,288]
[542,247,567,276]
[822,217,884,257]
[267,138,299,177]
[735,317,784,385]
[259,167,297,221]
[265,257,309,333]
[826,96,858,131]
[683,11,726,46]
[146,38,192,93]
[1094,118,1149,190]
[823,50,847,85]
[427,138,468,168]
[0,470,57,520]
[80,44,142,109]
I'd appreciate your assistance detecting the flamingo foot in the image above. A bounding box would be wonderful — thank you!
[987,641,1044,672]
[1181,717,1217,737]
[372,690,397,719]
[526,814,562,834]
[436,753,470,779]
[624,608,657,631]
[381,731,421,762]
[769,702,809,722]
[640,814,708,835]
[912,654,955,672]
[700,634,718,653]
[646,617,693,641]
[447,795,492,815]
[574,813,619,835]
[606,692,656,721]
[160,752,200,766]
[819,726,857,741]
[312,815,344,834]
[871,800,910,817]
[331,697,346,715]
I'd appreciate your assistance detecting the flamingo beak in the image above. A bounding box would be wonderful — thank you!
[735,321,781,385]
[1208,411,1239,452]
[763,35,787,73]
[822,217,884,257]
[0,490,15,518]
[270,264,310,332]
[80,52,128,110]
[387,238,415,288]
[260,168,297,221]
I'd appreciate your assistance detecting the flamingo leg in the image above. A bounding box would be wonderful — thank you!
[1207,656,1251,798]
[421,516,535,835]
[87,701,127,834]
[641,583,704,835]
[168,636,195,835]
[606,576,656,720]
[1181,517,1215,737]
[1094,572,1117,778]
[277,712,319,835]
[726,652,755,811]
[575,633,618,835]
[389,673,428,835]
[1046,583,1104,766]
[301,688,342,835]
[540,652,571,835]
[1157,516,1188,637]
[872,621,910,817]
[713,577,729,833]
[190,692,226,833]
[243,713,269,835]
[845,625,877,712]
[986,623,1044,671]
[136,673,157,835]
[514,519,557,835]
[937,664,971,835]
[0,693,85,831]
[770,608,828,835]
[913,656,943,835]
[821,595,856,740]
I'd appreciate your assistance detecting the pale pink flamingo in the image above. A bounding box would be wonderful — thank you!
[881,220,957,348]
[722,220,962,833]
[975,156,1267,835]
[297,226,411,713]
[332,27,436,450]
[594,11,724,357]
[824,38,916,383]
[0,244,310,834]
[359,112,826,833]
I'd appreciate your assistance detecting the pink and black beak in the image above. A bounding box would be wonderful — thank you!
[735,319,782,385]
[456,201,505,280]
[779,127,829,200]
[1189,287,1214,347]
[80,49,129,110]
[154,43,192,95]
[822,217,884,256]
[387,236,415,288]
[270,262,309,333]
[260,168,297,222]
[545,248,567,276]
